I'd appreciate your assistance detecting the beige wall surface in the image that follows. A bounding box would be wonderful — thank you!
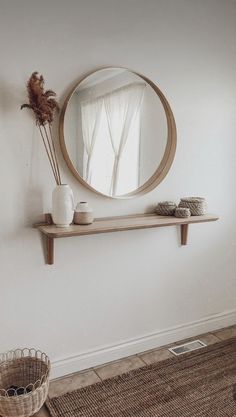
[0,0,236,378]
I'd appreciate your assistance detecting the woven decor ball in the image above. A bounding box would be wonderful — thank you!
[178,197,206,216]
[174,207,191,218]
[156,201,176,216]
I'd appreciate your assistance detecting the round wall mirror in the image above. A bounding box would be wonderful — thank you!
[60,67,177,198]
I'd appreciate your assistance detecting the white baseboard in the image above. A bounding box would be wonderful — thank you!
[51,309,236,379]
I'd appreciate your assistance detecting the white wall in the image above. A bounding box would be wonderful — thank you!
[0,0,236,379]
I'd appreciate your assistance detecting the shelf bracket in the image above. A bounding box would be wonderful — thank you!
[34,214,55,264]
[181,224,189,245]
[45,236,54,265]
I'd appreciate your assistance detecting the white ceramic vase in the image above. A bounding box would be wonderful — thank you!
[52,184,74,227]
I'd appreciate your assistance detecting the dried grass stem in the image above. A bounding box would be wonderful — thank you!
[39,126,60,185]
[48,124,61,185]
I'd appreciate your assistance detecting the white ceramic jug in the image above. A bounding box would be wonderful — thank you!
[52,184,74,227]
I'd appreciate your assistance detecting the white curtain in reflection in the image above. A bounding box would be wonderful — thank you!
[103,83,145,196]
[81,98,103,183]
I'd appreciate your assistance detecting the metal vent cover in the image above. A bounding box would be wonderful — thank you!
[169,339,207,356]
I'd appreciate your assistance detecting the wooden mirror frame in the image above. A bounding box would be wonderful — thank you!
[59,67,177,199]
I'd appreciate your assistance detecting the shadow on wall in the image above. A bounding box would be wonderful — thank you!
[0,78,21,115]
[24,186,44,226]
[24,121,45,226]
[0,80,45,234]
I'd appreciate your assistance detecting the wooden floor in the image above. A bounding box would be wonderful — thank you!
[36,324,236,417]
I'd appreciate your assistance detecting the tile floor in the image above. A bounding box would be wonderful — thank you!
[35,324,236,417]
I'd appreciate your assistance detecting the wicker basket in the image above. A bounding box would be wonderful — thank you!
[174,207,191,218]
[156,201,176,216]
[0,348,50,417]
[178,197,206,216]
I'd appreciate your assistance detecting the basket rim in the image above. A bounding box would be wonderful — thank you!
[0,348,50,398]
[157,201,176,206]
[180,197,206,202]
[175,207,191,212]
[0,379,49,400]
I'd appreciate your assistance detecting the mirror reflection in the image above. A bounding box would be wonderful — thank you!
[64,68,168,197]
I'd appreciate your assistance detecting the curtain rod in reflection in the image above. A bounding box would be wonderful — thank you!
[80,82,146,105]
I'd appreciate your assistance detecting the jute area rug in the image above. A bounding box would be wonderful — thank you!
[46,337,236,417]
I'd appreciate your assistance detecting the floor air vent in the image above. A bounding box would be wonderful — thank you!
[169,340,207,356]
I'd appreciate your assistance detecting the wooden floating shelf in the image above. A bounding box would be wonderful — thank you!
[36,213,219,265]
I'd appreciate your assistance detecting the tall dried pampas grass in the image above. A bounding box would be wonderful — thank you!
[21,72,61,185]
